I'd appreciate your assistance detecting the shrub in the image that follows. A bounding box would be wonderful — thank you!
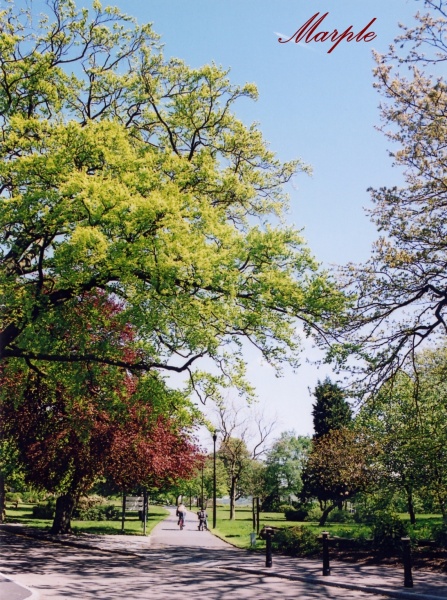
[353,506,375,524]
[76,495,106,510]
[73,504,121,521]
[284,508,308,522]
[370,512,409,555]
[272,526,320,557]
[32,500,55,519]
[327,509,355,523]
[21,490,45,504]
[5,492,22,505]
[431,523,447,548]
[278,504,295,513]
[304,505,323,522]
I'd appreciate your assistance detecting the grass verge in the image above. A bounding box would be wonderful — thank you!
[4,503,169,536]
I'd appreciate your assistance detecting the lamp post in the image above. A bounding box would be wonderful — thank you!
[200,463,204,508]
[212,430,218,529]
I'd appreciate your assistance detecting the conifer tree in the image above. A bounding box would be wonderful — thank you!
[311,377,351,439]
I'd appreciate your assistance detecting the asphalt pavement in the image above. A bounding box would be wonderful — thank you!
[1,507,447,600]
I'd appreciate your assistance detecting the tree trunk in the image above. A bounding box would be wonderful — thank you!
[405,487,416,525]
[0,473,5,523]
[51,493,76,534]
[319,502,336,527]
[229,477,236,520]
[438,495,447,520]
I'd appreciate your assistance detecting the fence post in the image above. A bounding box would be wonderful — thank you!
[321,531,331,576]
[401,537,413,588]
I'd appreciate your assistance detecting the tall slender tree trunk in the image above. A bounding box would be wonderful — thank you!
[437,491,447,521]
[0,473,5,523]
[405,487,416,525]
[51,493,76,534]
[229,477,236,520]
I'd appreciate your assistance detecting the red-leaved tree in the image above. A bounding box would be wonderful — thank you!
[0,293,202,533]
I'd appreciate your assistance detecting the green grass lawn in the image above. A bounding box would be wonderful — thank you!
[210,506,445,550]
[212,505,370,549]
[212,506,290,550]
[4,503,169,536]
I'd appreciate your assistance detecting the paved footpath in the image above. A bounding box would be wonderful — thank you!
[1,507,447,599]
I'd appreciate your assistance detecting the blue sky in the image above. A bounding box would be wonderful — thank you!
[105,0,420,439]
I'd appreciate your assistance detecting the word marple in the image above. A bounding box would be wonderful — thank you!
[278,12,377,54]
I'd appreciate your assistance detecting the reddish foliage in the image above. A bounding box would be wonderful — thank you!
[1,369,201,496]
[0,292,201,497]
[105,408,203,490]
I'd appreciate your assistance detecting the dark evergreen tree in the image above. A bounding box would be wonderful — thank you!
[311,378,352,439]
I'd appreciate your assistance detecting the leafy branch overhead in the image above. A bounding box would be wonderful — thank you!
[0,0,346,386]
[337,0,447,393]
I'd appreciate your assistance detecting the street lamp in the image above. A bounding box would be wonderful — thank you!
[212,429,219,528]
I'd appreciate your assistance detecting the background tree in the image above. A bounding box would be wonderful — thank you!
[338,0,447,391]
[301,428,377,526]
[0,0,345,403]
[358,346,447,521]
[0,439,24,523]
[300,378,352,514]
[217,437,252,520]
[262,432,311,510]
[311,378,352,439]
[215,403,274,519]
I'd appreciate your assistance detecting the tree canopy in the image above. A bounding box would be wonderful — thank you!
[358,344,447,520]
[263,431,310,508]
[301,427,377,526]
[0,0,345,401]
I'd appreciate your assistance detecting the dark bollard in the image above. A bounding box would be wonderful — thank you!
[266,531,273,567]
[321,531,331,576]
[260,526,274,568]
[402,537,413,588]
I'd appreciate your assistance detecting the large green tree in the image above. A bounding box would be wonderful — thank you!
[0,0,345,400]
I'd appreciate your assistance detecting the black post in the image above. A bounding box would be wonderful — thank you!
[402,537,413,588]
[252,497,256,531]
[265,528,273,567]
[256,497,260,535]
[322,531,331,576]
[121,492,126,532]
[201,463,204,508]
[142,489,148,535]
[213,430,218,529]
